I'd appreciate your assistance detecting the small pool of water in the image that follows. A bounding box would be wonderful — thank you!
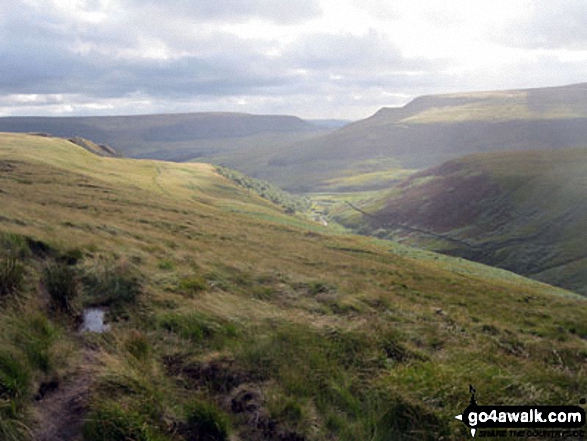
[80,308,110,333]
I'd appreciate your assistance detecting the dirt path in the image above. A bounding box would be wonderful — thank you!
[32,349,97,441]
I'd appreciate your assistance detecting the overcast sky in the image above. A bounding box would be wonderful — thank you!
[2,0,587,119]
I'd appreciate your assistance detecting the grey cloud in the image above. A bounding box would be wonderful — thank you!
[122,0,322,25]
[0,0,437,104]
[283,30,449,90]
[113,55,303,98]
[0,42,299,98]
[0,0,453,117]
[4,0,586,119]
[0,31,305,101]
[0,0,301,98]
[287,31,405,70]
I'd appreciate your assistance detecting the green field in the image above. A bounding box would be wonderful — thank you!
[0,133,586,440]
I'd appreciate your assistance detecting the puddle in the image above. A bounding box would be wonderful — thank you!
[80,308,110,333]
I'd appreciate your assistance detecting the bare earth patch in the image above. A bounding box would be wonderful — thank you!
[32,350,96,441]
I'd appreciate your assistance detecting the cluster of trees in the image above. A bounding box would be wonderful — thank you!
[216,166,311,214]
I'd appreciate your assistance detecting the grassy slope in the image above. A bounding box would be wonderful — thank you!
[0,133,586,440]
[341,147,587,295]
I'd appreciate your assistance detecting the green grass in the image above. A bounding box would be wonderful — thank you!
[396,87,587,125]
[0,302,74,440]
[183,399,230,441]
[81,259,142,312]
[83,402,171,441]
[43,262,79,316]
[0,256,24,297]
[0,133,585,440]
[320,166,415,192]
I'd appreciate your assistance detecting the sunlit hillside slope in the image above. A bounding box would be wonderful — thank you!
[0,133,585,440]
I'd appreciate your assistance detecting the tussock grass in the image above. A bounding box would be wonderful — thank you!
[0,257,24,298]
[81,258,142,315]
[83,401,171,441]
[183,399,230,441]
[0,307,74,441]
[0,232,32,260]
[155,310,239,350]
[176,275,207,297]
[0,349,30,402]
[43,262,79,316]
[85,336,175,439]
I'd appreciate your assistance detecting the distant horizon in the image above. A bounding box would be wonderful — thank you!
[4,1,587,119]
[0,80,584,121]
[2,107,374,120]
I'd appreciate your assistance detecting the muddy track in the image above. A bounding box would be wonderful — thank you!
[32,349,97,441]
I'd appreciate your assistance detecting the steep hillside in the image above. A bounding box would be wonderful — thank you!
[0,133,585,440]
[340,147,587,295]
[254,82,587,191]
[67,136,119,157]
[0,112,327,162]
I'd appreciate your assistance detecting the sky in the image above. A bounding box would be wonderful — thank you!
[2,0,587,119]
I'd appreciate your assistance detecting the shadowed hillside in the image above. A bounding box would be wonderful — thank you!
[0,112,328,162]
[244,82,587,191]
[0,132,585,440]
[339,147,587,295]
